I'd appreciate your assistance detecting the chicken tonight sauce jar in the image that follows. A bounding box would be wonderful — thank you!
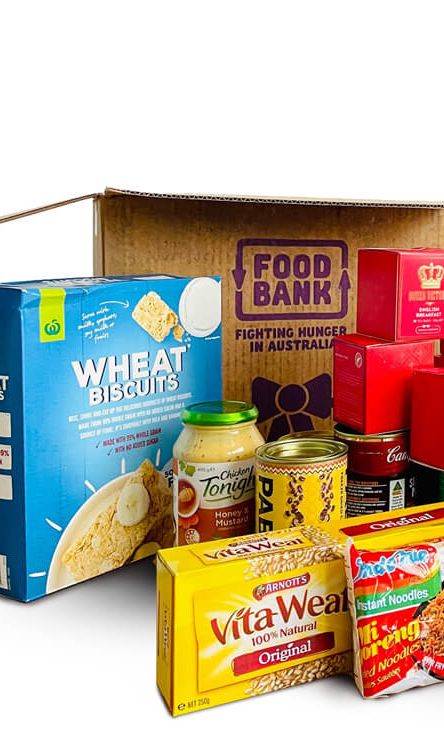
[173,401,264,545]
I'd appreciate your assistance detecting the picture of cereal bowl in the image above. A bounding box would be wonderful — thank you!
[46,472,134,594]
[178,277,221,338]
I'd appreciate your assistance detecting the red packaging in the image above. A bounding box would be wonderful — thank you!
[334,425,415,517]
[333,334,435,434]
[411,368,444,470]
[357,248,444,341]
[334,425,410,477]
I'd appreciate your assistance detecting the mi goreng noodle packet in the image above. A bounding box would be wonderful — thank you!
[345,524,444,698]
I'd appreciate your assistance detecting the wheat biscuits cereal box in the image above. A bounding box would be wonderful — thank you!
[0,274,221,601]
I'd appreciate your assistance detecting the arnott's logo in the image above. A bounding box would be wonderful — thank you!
[253,573,310,601]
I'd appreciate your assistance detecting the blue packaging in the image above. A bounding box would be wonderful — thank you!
[0,275,222,601]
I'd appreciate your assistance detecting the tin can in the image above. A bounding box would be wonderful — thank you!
[334,425,415,517]
[280,429,334,441]
[255,438,347,532]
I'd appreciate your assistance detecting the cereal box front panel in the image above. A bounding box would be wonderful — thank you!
[0,276,221,600]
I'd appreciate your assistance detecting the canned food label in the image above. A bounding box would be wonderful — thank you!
[174,458,256,545]
[346,474,415,517]
[389,478,405,510]
[256,457,347,531]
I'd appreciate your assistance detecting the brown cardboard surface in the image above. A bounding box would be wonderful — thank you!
[97,191,444,441]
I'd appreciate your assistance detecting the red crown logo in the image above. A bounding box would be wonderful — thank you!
[418,262,444,289]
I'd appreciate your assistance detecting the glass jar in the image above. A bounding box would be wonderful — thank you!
[173,400,264,545]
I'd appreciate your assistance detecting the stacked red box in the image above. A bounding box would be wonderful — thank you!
[333,247,443,515]
[357,248,444,342]
[333,335,435,435]
[411,368,444,470]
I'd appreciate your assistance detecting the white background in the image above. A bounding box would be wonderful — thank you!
[1,1,444,737]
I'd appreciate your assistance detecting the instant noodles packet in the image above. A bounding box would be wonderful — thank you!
[343,509,444,697]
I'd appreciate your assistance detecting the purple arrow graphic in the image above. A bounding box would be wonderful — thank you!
[232,246,247,290]
[338,270,351,317]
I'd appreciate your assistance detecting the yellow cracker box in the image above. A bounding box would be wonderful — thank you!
[156,527,352,716]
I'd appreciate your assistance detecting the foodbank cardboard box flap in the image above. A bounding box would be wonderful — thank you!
[96,190,444,441]
[0,274,221,601]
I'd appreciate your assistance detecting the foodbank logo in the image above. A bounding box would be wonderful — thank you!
[44,319,61,336]
[232,238,350,321]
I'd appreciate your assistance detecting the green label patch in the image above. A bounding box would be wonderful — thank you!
[39,288,66,342]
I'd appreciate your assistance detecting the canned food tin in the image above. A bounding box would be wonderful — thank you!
[334,425,414,517]
[280,429,334,441]
[334,425,409,477]
[255,438,347,531]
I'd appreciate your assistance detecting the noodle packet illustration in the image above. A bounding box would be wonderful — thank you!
[345,533,444,697]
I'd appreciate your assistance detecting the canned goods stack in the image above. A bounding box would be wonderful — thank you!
[332,248,444,516]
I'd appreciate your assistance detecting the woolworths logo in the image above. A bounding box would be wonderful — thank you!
[39,288,66,342]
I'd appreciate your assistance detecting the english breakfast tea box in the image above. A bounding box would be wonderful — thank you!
[0,274,222,601]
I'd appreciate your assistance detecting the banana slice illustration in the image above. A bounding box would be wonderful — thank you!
[116,481,150,527]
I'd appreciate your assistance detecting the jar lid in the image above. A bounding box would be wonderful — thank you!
[182,400,259,426]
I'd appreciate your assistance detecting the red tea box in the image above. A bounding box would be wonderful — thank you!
[333,334,435,434]
[357,248,444,341]
[411,368,444,470]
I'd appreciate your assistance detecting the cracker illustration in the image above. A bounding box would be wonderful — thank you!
[173,325,185,342]
[132,291,178,342]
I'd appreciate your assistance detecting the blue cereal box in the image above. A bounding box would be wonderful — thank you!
[0,275,222,601]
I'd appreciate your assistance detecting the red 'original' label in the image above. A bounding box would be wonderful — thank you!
[232,632,335,676]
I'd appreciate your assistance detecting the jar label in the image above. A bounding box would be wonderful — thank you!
[174,458,256,545]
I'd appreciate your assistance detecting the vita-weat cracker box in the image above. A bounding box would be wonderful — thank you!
[0,274,221,601]
[157,527,351,716]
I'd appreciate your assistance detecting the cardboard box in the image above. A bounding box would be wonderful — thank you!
[357,247,444,341]
[0,275,221,601]
[411,367,444,470]
[333,334,435,434]
[3,191,444,442]
[157,527,351,716]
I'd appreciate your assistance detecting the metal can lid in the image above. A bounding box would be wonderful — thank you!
[334,424,409,444]
[280,429,334,441]
[256,438,348,464]
[182,400,259,427]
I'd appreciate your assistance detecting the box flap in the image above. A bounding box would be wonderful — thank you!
[0,194,98,224]
[104,187,444,209]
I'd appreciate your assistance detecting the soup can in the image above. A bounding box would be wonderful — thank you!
[334,425,415,517]
[280,429,334,441]
[255,438,347,531]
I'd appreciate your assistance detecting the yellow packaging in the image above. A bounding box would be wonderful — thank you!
[157,526,352,716]
[256,439,347,532]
